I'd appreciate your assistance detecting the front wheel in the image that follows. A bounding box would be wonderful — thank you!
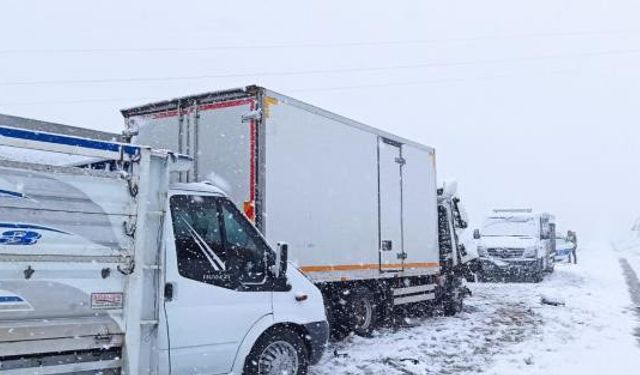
[442,289,464,316]
[532,260,544,283]
[244,328,309,375]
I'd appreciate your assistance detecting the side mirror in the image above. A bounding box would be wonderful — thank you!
[276,242,289,278]
[473,229,481,240]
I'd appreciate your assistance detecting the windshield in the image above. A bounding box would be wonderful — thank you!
[482,216,538,237]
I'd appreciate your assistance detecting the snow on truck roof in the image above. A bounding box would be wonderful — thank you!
[170,182,228,196]
[0,124,140,160]
[0,124,193,170]
[0,113,123,142]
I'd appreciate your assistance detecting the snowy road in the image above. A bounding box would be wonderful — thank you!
[312,243,640,374]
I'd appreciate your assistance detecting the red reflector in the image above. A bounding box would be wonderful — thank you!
[244,200,256,222]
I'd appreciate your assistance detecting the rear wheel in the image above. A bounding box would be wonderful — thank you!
[244,328,309,375]
[346,287,378,337]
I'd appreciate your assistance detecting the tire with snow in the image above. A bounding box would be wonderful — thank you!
[442,289,464,316]
[532,260,544,283]
[244,328,309,375]
[346,287,378,337]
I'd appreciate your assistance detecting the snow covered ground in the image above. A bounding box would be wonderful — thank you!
[313,242,640,374]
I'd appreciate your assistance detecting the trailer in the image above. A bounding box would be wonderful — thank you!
[0,123,328,374]
[121,85,472,335]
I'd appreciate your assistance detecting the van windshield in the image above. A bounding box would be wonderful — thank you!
[482,216,538,237]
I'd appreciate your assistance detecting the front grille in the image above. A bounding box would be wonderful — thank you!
[487,247,524,258]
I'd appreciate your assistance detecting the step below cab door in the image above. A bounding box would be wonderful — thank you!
[163,193,274,374]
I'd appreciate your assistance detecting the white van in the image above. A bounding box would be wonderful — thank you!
[474,209,556,282]
[0,124,328,374]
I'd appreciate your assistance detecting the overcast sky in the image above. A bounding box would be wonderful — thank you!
[2,0,640,241]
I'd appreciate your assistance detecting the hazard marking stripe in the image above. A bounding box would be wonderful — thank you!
[150,98,254,119]
[299,262,440,273]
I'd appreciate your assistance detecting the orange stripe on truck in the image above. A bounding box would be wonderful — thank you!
[299,262,440,273]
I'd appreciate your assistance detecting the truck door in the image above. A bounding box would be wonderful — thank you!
[163,194,273,374]
[378,138,404,270]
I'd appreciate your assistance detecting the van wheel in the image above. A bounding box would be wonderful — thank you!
[347,287,378,337]
[532,262,544,283]
[244,328,309,375]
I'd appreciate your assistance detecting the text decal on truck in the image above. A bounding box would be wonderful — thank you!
[91,293,124,310]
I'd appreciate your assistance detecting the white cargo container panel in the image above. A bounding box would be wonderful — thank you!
[124,86,441,284]
[262,93,440,282]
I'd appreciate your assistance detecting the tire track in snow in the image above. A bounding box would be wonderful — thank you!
[619,257,640,345]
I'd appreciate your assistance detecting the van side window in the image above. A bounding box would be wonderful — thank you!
[169,195,270,289]
[220,199,269,284]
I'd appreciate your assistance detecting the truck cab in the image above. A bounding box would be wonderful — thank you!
[161,183,328,374]
[436,182,475,314]
[474,209,556,282]
[0,123,328,375]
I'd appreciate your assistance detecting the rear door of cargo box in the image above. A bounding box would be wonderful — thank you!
[195,98,258,221]
[401,144,440,273]
[130,98,259,222]
[377,138,404,271]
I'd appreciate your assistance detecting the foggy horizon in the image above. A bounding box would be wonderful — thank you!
[2,0,640,242]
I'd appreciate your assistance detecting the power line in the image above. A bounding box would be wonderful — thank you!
[1,46,639,87]
[0,29,635,55]
[0,68,578,107]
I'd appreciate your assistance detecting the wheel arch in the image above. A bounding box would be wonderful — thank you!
[230,318,313,374]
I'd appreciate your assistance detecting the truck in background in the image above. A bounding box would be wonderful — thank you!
[0,124,328,374]
[474,209,556,282]
[120,85,475,336]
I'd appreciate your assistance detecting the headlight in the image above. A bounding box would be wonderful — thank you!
[522,246,537,258]
[477,246,488,257]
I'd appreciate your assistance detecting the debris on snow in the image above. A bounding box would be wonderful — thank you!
[540,295,566,306]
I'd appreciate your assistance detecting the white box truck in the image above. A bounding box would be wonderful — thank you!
[121,85,473,336]
[0,124,328,374]
[474,208,556,282]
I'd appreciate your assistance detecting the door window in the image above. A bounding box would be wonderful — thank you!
[220,199,269,284]
[169,195,270,290]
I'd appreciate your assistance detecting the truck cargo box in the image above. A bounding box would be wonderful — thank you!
[122,86,439,284]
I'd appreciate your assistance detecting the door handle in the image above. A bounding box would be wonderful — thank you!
[381,240,393,251]
[164,283,175,302]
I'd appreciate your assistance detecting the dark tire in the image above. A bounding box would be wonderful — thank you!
[547,256,555,273]
[346,287,378,337]
[244,328,309,375]
[443,289,464,316]
[532,263,544,283]
[325,298,350,341]
[533,272,543,283]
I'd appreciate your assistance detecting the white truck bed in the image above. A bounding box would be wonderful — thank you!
[0,125,179,374]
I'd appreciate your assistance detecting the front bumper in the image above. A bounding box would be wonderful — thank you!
[304,320,329,365]
[479,257,541,274]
